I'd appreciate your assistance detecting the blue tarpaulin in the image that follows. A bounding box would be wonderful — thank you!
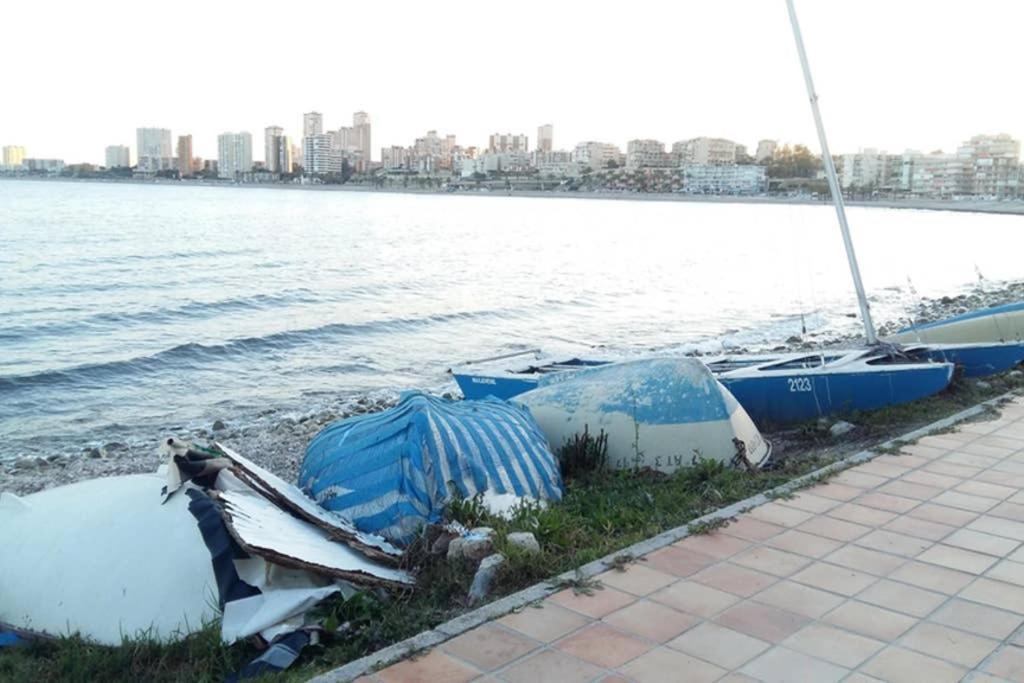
[299,392,563,545]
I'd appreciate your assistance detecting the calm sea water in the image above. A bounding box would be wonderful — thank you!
[1,179,1021,459]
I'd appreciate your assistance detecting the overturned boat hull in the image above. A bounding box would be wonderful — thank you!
[0,474,219,645]
[515,357,770,472]
[888,301,1024,344]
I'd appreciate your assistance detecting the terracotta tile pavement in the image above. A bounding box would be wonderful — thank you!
[369,402,1024,682]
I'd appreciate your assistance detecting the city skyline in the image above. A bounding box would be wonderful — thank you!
[3,1,1023,165]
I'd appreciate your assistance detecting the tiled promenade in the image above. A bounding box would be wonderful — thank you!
[365,399,1024,682]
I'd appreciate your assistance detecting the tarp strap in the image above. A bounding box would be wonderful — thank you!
[184,488,261,608]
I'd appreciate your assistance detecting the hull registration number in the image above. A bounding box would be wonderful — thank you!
[788,377,812,393]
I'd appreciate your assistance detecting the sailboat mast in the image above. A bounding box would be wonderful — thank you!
[785,0,878,345]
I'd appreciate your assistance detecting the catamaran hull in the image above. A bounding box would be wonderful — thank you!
[905,342,1024,379]
[888,302,1024,345]
[718,364,954,426]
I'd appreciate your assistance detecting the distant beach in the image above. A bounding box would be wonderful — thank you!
[6,175,1024,215]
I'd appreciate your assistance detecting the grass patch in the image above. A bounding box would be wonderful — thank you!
[4,370,1021,681]
[0,624,257,683]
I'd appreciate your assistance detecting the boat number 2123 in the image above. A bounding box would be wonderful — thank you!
[788,377,813,393]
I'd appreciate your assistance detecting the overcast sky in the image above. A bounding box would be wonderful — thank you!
[3,0,1022,164]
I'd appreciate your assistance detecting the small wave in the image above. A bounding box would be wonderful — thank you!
[0,304,542,392]
[23,247,264,272]
[0,289,322,342]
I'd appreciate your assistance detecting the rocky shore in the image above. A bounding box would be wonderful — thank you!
[2,280,1022,497]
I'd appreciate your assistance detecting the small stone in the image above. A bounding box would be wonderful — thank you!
[830,420,856,438]
[1010,370,1023,379]
[468,553,505,604]
[103,441,128,452]
[786,335,802,344]
[34,457,49,468]
[212,420,227,432]
[14,457,37,470]
[975,380,992,390]
[447,527,495,561]
[431,533,454,556]
[506,531,540,554]
[85,447,103,459]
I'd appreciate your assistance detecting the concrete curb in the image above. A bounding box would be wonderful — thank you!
[308,390,1018,682]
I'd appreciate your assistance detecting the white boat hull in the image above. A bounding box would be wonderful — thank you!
[0,474,219,644]
[887,302,1024,344]
[514,357,770,473]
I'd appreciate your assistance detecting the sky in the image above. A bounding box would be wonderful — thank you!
[3,0,1023,164]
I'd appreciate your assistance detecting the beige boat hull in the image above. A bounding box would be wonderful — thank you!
[887,306,1024,344]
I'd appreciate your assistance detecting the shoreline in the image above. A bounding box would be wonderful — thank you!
[3,280,1023,497]
[5,174,1024,215]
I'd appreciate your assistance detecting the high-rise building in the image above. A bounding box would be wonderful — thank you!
[291,143,302,172]
[755,139,778,163]
[381,145,410,170]
[105,145,130,168]
[303,112,323,138]
[958,133,1021,198]
[330,112,372,167]
[3,145,26,169]
[304,133,338,174]
[136,128,172,172]
[264,126,284,172]
[352,111,371,163]
[672,138,737,166]
[263,131,291,176]
[217,131,253,180]
[275,135,292,176]
[176,135,193,176]
[573,141,623,170]
[626,139,670,170]
[488,133,529,153]
[537,124,553,153]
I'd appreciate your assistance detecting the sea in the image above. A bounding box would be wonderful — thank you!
[1,179,1021,460]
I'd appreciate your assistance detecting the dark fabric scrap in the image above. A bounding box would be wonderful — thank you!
[184,488,261,608]
[227,629,314,682]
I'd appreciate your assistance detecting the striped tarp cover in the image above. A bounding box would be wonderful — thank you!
[299,392,563,545]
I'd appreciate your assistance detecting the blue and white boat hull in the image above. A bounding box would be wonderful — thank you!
[514,357,771,472]
[888,301,1024,345]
